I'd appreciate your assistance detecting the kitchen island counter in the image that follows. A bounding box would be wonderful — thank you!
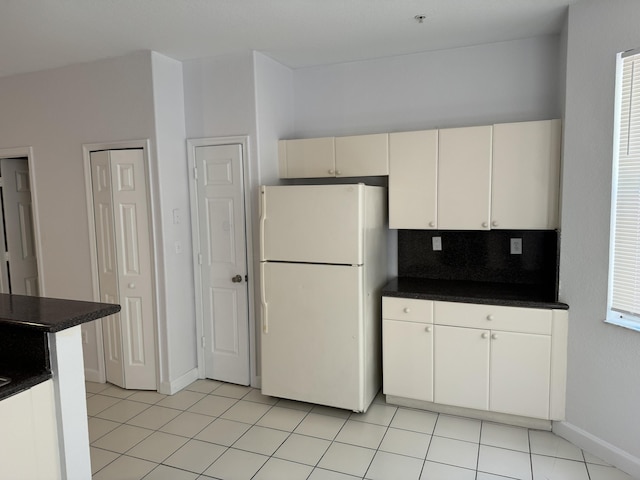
[383,277,568,310]
[0,294,120,479]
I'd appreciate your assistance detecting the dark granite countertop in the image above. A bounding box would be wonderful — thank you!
[0,294,120,332]
[383,277,569,310]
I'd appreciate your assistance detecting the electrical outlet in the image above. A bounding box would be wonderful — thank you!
[432,236,442,251]
[510,238,523,255]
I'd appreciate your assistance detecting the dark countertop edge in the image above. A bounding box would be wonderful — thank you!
[3,306,121,332]
[382,278,569,310]
[0,294,121,333]
[0,371,52,401]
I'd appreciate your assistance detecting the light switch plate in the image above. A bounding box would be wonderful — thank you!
[432,236,442,251]
[510,238,523,255]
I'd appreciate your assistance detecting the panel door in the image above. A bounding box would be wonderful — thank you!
[261,184,364,265]
[195,144,250,385]
[491,119,562,229]
[280,138,335,178]
[335,133,389,177]
[1,158,38,295]
[490,331,552,419]
[434,325,490,410]
[109,150,157,390]
[383,319,433,401]
[438,125,492,230]
[389,130,438,229]
[261,262,364,410]
[90,151,125,388]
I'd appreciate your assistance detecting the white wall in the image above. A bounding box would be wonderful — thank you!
[252,52,294,379]
[557,0,640,473]
[0,52,156,376]
[150,52,197,392]
[293,36,561,138]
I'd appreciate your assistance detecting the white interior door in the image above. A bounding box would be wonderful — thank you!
[0,158,38,295]
[90,149,157,390]
[195,144,250,385]
[90,151,124,387]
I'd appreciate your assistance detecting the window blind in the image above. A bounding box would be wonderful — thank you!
[610,51,640,320]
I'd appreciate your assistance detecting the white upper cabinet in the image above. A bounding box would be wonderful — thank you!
[389,130,438,229]
[335,133,389,177]
[279,133,388,179]
[438,125,493,230]
[491,119,562,229]
[279,137,335,178]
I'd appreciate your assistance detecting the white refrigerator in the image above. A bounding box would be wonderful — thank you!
[259,184,388,412]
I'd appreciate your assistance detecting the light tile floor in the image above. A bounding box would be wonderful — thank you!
[86,380,635,480]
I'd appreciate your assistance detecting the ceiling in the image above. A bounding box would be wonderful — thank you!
[0,0,585,78]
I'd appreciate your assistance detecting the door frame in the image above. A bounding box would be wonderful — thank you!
[82,140,161,387]
[187,136,256,385]
[0,146,44,296]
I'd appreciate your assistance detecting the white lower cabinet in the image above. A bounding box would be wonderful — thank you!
[0,380,60,480]
[383,320,433,402]
[434,325,490,411]
[489,330,551,419]
[383,297,567,421]
[382,297,434,402]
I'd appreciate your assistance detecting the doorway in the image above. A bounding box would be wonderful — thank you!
[86,146,157,390]
[0,148,41,296]
[188,137,253,386]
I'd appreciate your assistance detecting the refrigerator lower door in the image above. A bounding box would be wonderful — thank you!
[261,261,365,411]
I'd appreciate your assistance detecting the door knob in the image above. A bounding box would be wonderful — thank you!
[231,274,243,283]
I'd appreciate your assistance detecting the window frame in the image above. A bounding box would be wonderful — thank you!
[607,48,640,332]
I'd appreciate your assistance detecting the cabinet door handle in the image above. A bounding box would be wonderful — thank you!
[486,315,494,321]
[328,169,335,174]
[492,220,499,227]
[491,333,498,340]
[482,222,488,228]
[336,170,342,176]
[481,332,489,339]
[428,221,435,228]
[403,307,411,313]
[425,326,432,333]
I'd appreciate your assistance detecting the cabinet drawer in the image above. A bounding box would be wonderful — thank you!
[434,301,552,335]
[383,297,433,323]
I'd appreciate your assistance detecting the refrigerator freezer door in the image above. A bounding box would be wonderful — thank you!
[261,261,365,411]
[260,184,364,265]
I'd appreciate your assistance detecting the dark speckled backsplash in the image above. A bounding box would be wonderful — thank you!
[398,229,559,293]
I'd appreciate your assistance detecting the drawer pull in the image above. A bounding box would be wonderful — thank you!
[486,315,494,321]
[403,307,411,313]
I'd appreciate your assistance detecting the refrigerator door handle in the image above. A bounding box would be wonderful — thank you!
[260,187,266,260]
[261,263,268,334]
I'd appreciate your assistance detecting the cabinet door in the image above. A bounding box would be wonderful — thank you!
[335,133,389,177]
[383,319,433,401]
[434,325,490,410]
[279,138,335,178]
[389,130,438,229]
[491,120,561,229]
[438,126,492,230]
[490,331,551,419]
[0,388,38,479]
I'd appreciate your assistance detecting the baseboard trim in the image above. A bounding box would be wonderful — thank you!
[553,421,640,478]
[158,368,199,395]
[83,368,103,384]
